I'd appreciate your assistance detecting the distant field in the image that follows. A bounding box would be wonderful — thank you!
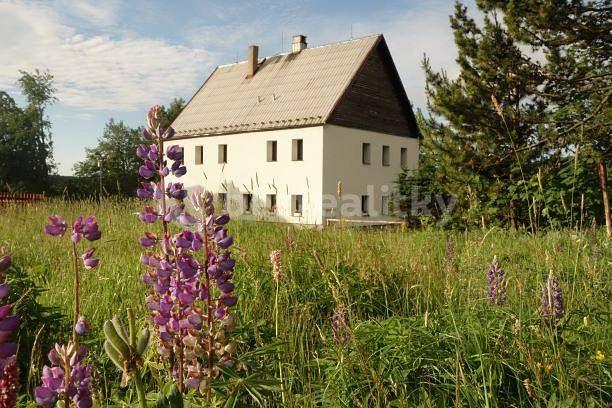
[0,199,610,406]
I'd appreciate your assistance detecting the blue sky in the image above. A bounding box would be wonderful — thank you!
[1,0,475,175]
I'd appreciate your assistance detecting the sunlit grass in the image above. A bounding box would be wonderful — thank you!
[0,199,609,406]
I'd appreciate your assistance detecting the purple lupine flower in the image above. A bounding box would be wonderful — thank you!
[0,250,20,408]
[140,128,153,141]
[139,160,156,179]
[136,144,149,159]
[162,126,175,140]
[178,211,197,227]
[331,304,350,345]
[137,182,154,199]
[148,144,160,161]
[44,216,67,236]
[166,183,187,200]
[139,232,157,248]
[0,249,11,273]
[158,166,170,177]
[82,216,101,242]
[146,105,161,131]
[486,257,506,305]
[171,160,187,177]
[35,342,92,408]
[74,316,90,336]
[541,271,564,326]
[71,216,84,243]
[166,145,183,161]
[81,248,100,270]
[139,206,159,223]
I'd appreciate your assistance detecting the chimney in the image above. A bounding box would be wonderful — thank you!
[292,35,307,53]
[247,45,259,78]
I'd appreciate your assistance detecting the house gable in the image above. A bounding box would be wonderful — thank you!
[327,38,419,138]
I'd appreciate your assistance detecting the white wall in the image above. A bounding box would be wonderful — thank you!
[164,126,324,225]
[322,125,419,221]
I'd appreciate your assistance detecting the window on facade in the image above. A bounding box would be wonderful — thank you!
[381,195,389,216]
[195,146,203,165]
[267,140,277,162]
[292,139,303,161]
[400,147,407,167]
[382,145,390,166]
[218,144,227,163]
[217,193,227,210]
[292,194,303,215]
[361,195,369,216]
[266,194,277,212]
[362,143,371,165]
[243,193,252,213]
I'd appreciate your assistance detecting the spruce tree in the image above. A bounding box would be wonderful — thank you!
[478,0,611,232]
[415,2,547,228]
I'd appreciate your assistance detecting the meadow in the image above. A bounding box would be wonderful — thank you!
[0,199,609,406]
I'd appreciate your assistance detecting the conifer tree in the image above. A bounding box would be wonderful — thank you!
[416,2,547,227]
[478,0,611,232]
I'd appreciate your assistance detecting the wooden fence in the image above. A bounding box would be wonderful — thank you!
[0,192,46,206]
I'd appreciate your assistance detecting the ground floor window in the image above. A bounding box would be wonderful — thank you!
[361,195,369,216]
[292,194,303,216]
[243,193,252,213]
[266,194,277,212]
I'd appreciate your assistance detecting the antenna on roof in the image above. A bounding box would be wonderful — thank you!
[350,24,353,39]
[281,31,284,53]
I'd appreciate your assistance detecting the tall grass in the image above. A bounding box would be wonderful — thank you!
[0,199,609,406]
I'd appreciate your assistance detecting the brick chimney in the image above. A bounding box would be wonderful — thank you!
[247,45,259,78]
[292,35,307,53]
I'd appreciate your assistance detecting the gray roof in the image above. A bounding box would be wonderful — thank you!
[171,35,382,138]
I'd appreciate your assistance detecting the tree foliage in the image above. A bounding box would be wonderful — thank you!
[73,98,185,196]
[398,1,610,229]
[0,70,56,192]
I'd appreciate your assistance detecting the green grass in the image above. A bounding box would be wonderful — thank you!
[0,198,610,406]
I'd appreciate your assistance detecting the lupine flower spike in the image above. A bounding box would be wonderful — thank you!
[331,304,350,345]
[38,215,100,407]
[270,250,282,283]
[136,106,237,396]
[0,248,20,408]
[541,270,564,327]
[34,343,91,408]
[487,256,506,305]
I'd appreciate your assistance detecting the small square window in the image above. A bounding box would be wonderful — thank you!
[381,195,389,216]
[218,144,227,163]
[243,193,252,213]
[266,194,277,212]
[195,146,203,165]
[361,195,369,216]
[217,193,227,210]
[291,194,303,215]
[382,145,390,166]
[267,141,277,162]
[400,147,407,167]
[362,143,371,165]
[292,139,303,161]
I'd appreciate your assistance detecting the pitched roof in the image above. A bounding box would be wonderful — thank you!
[171,34,416,138]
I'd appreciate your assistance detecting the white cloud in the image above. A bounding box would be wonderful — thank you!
[0,0,218,111]
[60,0,119,27]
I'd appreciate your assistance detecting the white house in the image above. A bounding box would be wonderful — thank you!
[167,34,420,225]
